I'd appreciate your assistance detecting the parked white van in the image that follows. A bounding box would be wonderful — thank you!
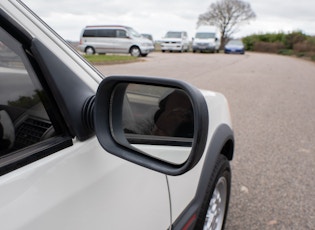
[192,26,220,53]
[160,31,189,52]
[78,25,154,57]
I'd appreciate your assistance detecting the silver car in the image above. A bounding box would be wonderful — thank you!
[79,25,154,57]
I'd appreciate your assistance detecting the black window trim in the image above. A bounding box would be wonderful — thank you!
[0,136,73,176]
[0,8,74,176]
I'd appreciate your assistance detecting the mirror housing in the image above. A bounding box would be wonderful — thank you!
[94,76,209,176]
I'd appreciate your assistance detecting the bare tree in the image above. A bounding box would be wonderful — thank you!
[197,0,256,48]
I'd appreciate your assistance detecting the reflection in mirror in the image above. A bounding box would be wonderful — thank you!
[113,83,195,164]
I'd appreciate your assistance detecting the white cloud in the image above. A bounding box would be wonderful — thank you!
[22,0,315,41]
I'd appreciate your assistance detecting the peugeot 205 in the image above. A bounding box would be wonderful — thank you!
[0,1,234,230]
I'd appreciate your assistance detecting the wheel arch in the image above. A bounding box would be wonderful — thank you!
[129,45,141,54]
[85,46,95,54]
[220,136,234,161]
[171,124,234,230]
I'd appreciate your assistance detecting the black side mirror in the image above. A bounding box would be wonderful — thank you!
[94,76,209,176]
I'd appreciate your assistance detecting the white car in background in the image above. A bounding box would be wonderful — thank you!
[0,1,234,230]
[192,26,221,53]
[160,31,190,53]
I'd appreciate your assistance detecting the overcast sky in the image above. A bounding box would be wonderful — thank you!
[22,0,315,41]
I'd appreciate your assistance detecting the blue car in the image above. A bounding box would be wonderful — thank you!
[224,39,245,54]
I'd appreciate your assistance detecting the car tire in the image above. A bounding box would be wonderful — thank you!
[195,154,231,230]
[85,46,95,55]
[130,46,141,57]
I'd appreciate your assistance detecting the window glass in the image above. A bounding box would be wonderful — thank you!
[165,32,182,38]
[0,27,55,156]
[195,32,216,39]
[126,27,141,38]
[98,29,115,37]
[117,30,127,38]
[83,29,96,37]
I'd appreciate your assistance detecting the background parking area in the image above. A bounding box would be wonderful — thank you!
[97,52,315,229]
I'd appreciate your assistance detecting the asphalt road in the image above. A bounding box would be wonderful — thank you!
[96,52,315,230]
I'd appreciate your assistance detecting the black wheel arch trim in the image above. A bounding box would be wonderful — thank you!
[171,124,234,230]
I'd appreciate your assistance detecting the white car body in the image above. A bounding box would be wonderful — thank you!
[0,1,234,230]
[160,31,190,52]
[192,26,220,53]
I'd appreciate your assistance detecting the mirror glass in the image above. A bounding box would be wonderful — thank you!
[112,83,194,164]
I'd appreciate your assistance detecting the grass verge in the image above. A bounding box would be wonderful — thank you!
[83,54,140,65]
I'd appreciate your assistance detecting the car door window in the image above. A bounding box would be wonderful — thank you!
[0,26,70,175]
[117,29,127,38]
[82,29,96,37]
[98,29,115,37]
[0,27,56,154]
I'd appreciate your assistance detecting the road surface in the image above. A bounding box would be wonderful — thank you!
[96,52,315,229]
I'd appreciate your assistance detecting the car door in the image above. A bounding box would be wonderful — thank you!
[115,29,132,53]
[94,28,116,54]
[0,8,171,230]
